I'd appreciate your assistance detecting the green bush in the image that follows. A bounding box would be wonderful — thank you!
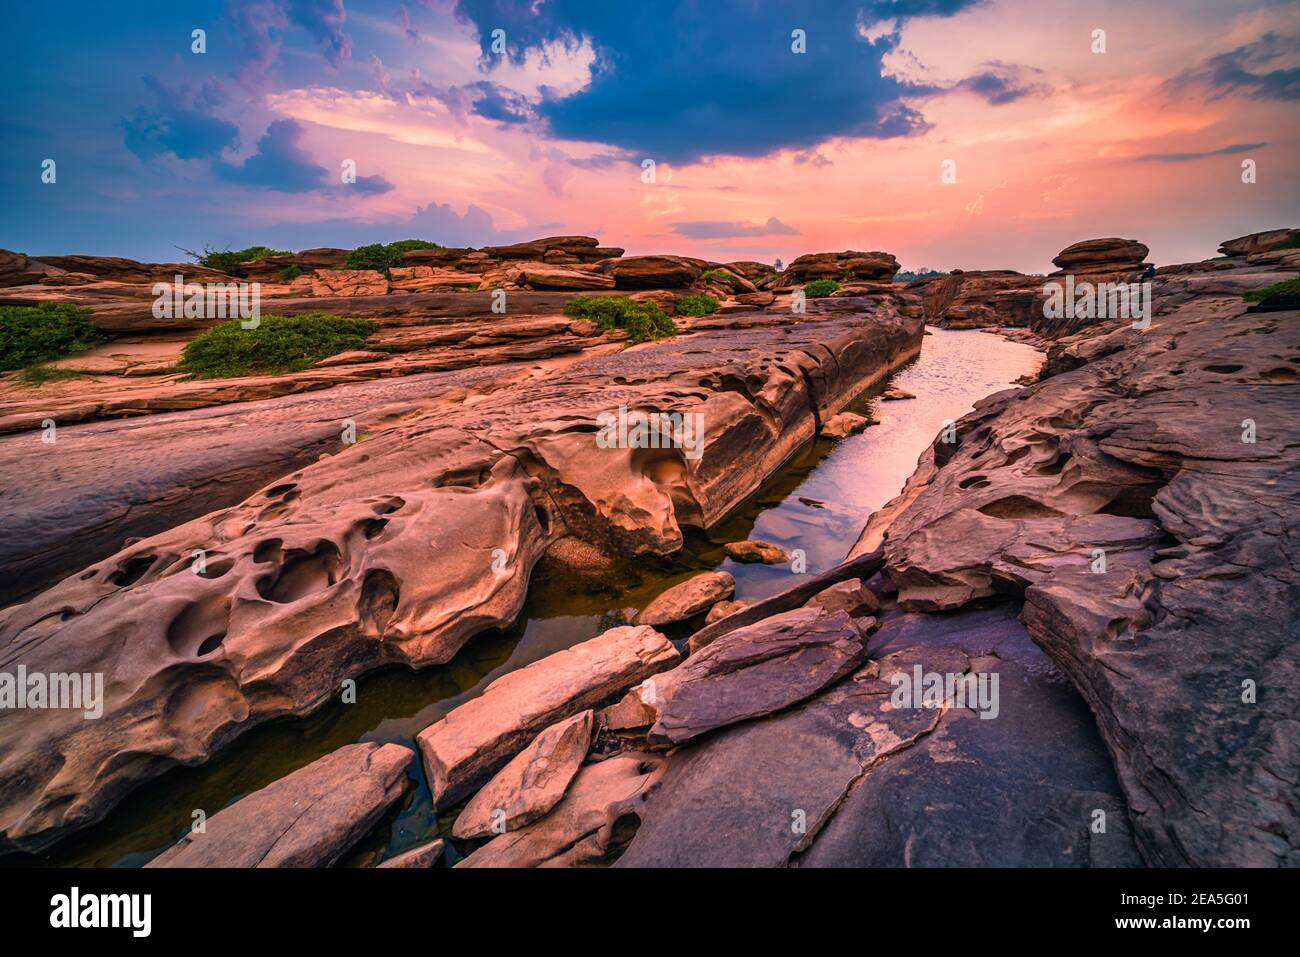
[0,303,103,372]
[182,244,293,276]
[279,264,303,282]
[803,278,841,298]
[1243,277,1300,303]
[20,365,87,387]
[676,294,720,316]
[384,239,443,254]
[176,313,378,379]
[345,240,443,274]
[563,296,677,344]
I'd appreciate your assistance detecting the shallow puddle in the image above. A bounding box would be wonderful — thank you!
[33,326,1041,867]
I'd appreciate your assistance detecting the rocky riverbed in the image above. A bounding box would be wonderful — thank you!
[0,230,1295,867]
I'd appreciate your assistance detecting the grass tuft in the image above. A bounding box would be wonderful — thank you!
[176,313,377,379]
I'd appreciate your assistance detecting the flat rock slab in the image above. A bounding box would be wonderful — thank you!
[635,571,735,625]
[377,838,445,868]
[453,710,593,839]
[647,607,870,746]
[457,753,665,868]
[722,540,789,564]
[147,742,412,868]
[418,626,678,809]
[618,604,1140,867]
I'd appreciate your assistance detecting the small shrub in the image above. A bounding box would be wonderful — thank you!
[384,239,443,254]
[676,294,720,316]
[20,365,87,387]
[180,244,293,277]
[1243,277,1300,303]
[803,278,841,298]
[0,303,103,371]
[279,264,303,282]
[345,240,443,274]
[563,296,677,344]
[176,313,378,379]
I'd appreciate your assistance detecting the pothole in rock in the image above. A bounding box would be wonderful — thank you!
[256,541,343,603]
[167,596,230,659]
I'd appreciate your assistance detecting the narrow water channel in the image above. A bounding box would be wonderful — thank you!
[38,326,1042,867]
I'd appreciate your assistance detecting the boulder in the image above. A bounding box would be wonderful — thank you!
[452,710,594,839]
[645,607,871,745]
[599,688,659,731]
[1051,238,1150,274]
[601,255,702,289]
[416,625,678,808]
[881,385,915,400]
[704,599,749,625]
[147,742,412,867]
[723,539,789,564]
[804,577,880,617]
[785,250,899,282]
[822,411,871,438]
[388,266,482,291]
[311,269,388,297]
[515,262,616,291]
[456,753,664,868]
[734,291,777,308]
[295,248,350,270]
[635,571,735,625]
[1218,228,1299,257]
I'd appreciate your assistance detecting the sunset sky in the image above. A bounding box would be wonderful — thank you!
[2,0,1297,273]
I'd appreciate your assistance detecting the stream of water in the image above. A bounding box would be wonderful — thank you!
[39,326,1042,867]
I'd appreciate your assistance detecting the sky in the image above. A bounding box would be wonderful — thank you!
[0,0,1297,273]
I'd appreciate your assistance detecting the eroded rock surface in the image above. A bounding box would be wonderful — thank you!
[618,604,1139,867]
[147,742,412,868]
[876,255,1299,866]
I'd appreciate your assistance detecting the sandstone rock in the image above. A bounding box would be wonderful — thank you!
[601,255,702,289]
[417,626,678,809]
[0,296,920,853]
[881,385,914,400]
[483,236,601,260]
[723,261,775,280]
[147,742,412,867]
[1051,237,1150,274]
[805,577,880,617]
[785,250,899,282]
[377,838,445,868]
[734,291,776,308]
[0,249,30,288]
[635,571,735,624]
[453,710,594,839]
[457,753,664,867]
[722,539,789,564]
[311,269,388,297]
[646,608,870,746]
[822,411,871,438]
[388,266,482,291]
[1217,228,1299,257]
[704,599,748,625]
[295,248,350,270]
[599,687,659,730]
[515,262,616,291]
[878,282,1300,866]
[619,604,1140,867]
